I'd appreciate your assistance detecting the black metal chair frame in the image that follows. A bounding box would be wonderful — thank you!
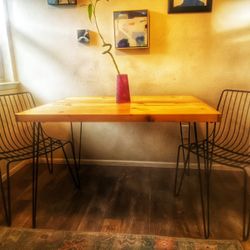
[174,89,250,240]
[0,92,80,227]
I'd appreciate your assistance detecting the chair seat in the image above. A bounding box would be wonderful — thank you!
[0,137,66,162]
[185,141,249,169]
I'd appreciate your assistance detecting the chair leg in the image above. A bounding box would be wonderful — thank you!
[6,162,12,226]
[243,169,249,241]
[246,207,250,241]
[0,168,9,225]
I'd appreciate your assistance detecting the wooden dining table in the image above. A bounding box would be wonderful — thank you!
[15,95,221,237]
[16,95,220,123]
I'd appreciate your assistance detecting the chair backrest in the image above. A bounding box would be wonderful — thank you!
[214,89,250,156]
[0,92,36,154]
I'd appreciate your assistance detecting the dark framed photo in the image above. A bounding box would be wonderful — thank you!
[113,10,149,49]
[168,0,212,13]
[47,0,77,5]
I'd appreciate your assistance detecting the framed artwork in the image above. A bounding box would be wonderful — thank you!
[48,0,77,5]
[77,30,90,44]
[113,10,149,49]
[168,0,212,13]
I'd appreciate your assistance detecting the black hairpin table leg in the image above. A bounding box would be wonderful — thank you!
[70,122,82,169]
[32,122,41,228]
[193,122,210,239]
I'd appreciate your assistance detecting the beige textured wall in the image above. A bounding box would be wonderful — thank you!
[6,0,250,162]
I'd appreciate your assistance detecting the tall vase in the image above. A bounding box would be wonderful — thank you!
[116,74,130,103]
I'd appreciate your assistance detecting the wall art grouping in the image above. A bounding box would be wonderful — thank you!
[47,1,212,48]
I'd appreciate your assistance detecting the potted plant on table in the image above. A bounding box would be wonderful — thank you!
[87,0,130,103]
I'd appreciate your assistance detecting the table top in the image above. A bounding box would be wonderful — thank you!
[15,96,221,123]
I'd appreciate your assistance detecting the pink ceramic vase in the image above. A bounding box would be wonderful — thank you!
[116,74,130,103]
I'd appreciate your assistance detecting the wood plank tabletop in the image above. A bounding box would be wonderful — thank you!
[15,96,221,123]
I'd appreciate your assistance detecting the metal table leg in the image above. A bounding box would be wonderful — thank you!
[70,122,83,169]
[70,122,82,188]
[193,122,210,238]
[32,122,41,228]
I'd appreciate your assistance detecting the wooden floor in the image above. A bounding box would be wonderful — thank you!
[0,164,249,249]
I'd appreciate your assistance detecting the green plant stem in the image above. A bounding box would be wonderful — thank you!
[92,0,120,75]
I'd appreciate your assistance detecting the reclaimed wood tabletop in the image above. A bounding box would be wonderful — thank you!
[15,96,221,123]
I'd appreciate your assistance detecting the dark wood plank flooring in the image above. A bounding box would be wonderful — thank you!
[0,164,249,249]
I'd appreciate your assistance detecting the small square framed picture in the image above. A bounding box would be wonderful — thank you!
[113,10,149,49]
[48,0,77,5]
[168,0,212,13]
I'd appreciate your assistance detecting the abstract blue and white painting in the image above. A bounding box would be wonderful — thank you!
[114,10,149,49]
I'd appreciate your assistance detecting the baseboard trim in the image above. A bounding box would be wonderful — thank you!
[80,159,175,169]
[50,158,238,171]
[50,158,177,169]
[3,158,239,180]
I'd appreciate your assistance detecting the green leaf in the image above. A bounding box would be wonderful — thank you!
[88,3,93,22]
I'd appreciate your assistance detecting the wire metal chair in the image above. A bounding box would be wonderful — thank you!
[0,92,79,226]
[174,89,250,240]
